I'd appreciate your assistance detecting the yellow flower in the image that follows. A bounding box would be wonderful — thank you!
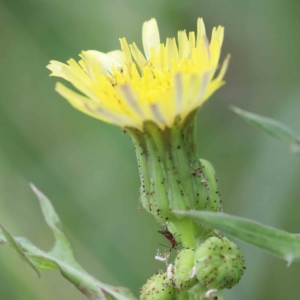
[47,18,229,131]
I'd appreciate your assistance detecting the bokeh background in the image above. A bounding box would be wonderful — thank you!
[1,0,300,299]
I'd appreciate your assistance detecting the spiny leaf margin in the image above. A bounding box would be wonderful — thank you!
[0,184,136,300]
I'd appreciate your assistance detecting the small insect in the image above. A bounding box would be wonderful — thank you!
[158,224,181,251]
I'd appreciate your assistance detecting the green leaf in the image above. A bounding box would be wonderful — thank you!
[0,229,7,244]
[0,225,41,277]
[0,184,136,300]
[29,183,77,265]
[231,106,300,153]
[176,211,300,265]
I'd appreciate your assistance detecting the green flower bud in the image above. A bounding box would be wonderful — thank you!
[140,271,175,300]
[172,248,198,291]
[194,237,245,290]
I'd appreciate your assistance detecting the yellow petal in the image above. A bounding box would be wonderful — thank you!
[119,38,132,62]
[48,18,228,131]
[85,50,123,73]
[47,61,70,80]
[178,30,189,60]
[188,32,196,55]
[197,18,206,44]
[118,84,145,119]
[216,54,230,81]
[107,50,125,65]
[166,38,179,69]
[129,43,146,72]
[174,73,184,115]
[210,26,224,65]
[158,44,167,71]
[142,18,160,60]
[56,82,138,127]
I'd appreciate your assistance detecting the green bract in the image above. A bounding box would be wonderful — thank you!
[129,118,210,223]
[200,159,221,212]
[129,119,223,249]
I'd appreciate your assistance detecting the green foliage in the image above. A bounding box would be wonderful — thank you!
[232,107,300,153]
[177,211,300,265]
[0,226,41,277]
[0,185,136,300]
[0,230,7,244]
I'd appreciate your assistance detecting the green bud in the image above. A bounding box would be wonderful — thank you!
[140,271,175,300]
[194,237,245,290]
[172,248,198,291]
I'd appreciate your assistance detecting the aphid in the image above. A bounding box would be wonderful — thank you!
[158,224,181,251]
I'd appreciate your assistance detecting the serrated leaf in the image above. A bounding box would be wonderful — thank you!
[29,183,76,264]
[231,106,300,153]
[29,183,63,231]
[0,225,41,277]
[0,185,136,300]
[99,285,136,300]
[100,285,136,300]
[176,211,300,265]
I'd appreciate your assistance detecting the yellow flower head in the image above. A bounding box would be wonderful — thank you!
[47,18,229,131]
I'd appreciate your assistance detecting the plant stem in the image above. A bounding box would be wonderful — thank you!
[172,217,196,249]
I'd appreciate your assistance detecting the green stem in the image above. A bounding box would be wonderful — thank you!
[172,217,196,249]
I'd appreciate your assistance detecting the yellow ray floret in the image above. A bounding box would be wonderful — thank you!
[47,18,229,130]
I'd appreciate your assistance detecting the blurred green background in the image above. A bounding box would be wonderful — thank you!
[1,0,300,299]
